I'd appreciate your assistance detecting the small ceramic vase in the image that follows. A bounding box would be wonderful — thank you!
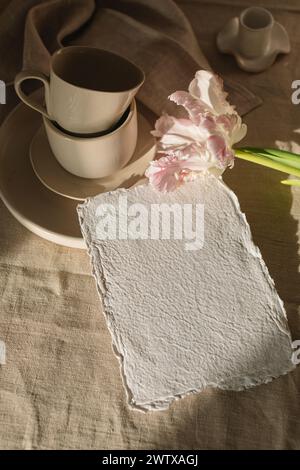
[217,6,290,73]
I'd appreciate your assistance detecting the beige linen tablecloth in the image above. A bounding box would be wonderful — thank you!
[0,0,300,449]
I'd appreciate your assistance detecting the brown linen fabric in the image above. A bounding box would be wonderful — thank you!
[0,0,260,125]
[0,0,299,449]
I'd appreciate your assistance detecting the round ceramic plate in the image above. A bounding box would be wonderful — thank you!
[0,93,155,249]
[30,112,156,201]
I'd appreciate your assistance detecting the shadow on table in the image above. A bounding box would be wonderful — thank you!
[223,158,300,339]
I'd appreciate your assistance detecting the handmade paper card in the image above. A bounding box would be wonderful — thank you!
[78,70,296,411]
[78,176,294,411]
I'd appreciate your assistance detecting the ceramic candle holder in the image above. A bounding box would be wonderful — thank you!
[216,6,290,73]
[239,7,273,58]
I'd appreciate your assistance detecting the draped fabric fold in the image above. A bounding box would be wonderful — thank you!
[0,0,261,124]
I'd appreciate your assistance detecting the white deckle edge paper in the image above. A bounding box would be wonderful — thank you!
[77,174,295,411]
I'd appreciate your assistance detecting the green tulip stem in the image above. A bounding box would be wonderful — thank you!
[234,149,300,179]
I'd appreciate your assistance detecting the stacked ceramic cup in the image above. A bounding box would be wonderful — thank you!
[15,46,145,179]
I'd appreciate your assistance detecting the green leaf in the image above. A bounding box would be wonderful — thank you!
[240,147,300,168]
[234,149,300,178]
[257,153,300,170]
[263,148,300,160]
[281,179,300,187]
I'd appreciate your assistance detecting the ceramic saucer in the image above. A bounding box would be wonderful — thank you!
[217,17,290,72]
[30,111,156,201]
[0,91,155,249]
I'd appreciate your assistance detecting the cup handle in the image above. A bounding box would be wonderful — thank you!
[14,70,51,119]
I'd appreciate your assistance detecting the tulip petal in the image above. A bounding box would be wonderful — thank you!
[188,70,235,116]
[146,70,247,191]
[152,114,210,151]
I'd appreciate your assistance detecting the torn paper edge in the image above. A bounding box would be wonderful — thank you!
[77,175,295,412]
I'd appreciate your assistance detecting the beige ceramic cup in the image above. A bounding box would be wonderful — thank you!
[14,46,144,134]
[238,7,274,59]
[43,99,137,179]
